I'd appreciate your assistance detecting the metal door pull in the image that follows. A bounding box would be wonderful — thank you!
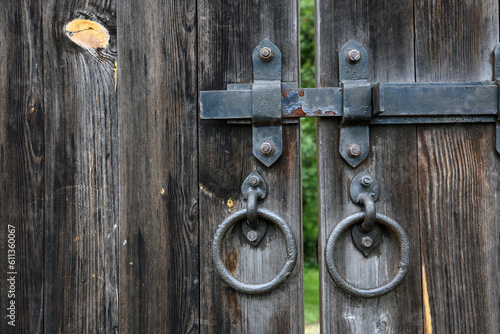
[212,170,298,294]
[324,171,410,298]
[325,212,409,298]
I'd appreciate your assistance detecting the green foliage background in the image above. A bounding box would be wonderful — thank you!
[300,0,317,268]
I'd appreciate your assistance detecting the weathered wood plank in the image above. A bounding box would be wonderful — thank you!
[0,1,44,333]
[117,0,199,332]
[42,1,119,332]
[415,0,500,331]
[198,1,303,333]
[316,0,424,332]
[417,125,500,333]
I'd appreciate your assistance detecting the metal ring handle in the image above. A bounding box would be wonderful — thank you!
[212,208,297,294]
[325,212,410,298]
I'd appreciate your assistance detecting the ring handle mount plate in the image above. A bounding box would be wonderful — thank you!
[325,212,410,298]
[350,170,379,203]
[350,170,382,255]
[241,170,267,246]
[351,223,382,257]
[212,208,298,294]
[241,170,267,199]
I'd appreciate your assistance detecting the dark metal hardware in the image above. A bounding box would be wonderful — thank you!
[494,45,500,158]
[339,40,371,167]
[200,40,500,167]
[326,171,409,297]
[212,169,297,293]
[349,171,381,256]
[241,170,267,246]
[212,208,297,294]
[325,212,409,298]
[200,39,285,167]
[351,222,381,257]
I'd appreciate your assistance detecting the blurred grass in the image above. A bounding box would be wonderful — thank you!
[304,267,320,324]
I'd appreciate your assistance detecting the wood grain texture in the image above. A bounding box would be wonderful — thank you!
[415,0,500,331]
[417,125,500,333]
[42,1,119,332]
[0,1,44,333]
[198,1,303,333]
[316,0,424,332]
[117,0,199,332]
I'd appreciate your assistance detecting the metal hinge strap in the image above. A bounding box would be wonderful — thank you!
[339,40,371,167]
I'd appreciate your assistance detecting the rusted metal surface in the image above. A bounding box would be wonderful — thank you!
[200,87,342,120]
[281,88,341,117]
[201,83,499,121]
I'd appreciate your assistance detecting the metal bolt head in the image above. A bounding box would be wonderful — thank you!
[247,230,258,242]
[361,236,373,248]
[260,47,273,62]
[260,141,275,156]
[361,176,373,187]
[348,143,362,157]
[249,176,260,187]
[347,49,362,63]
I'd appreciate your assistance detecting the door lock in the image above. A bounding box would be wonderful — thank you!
[201,39,500,167]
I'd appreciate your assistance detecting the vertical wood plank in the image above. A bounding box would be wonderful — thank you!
[415,0,500,331]
[316,0,424,332]
[198,1,303,333]
[117,0,199,332]
[0,1,44,333]
[42,1,119,332]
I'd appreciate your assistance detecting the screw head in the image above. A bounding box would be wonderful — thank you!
[247,230,258,242]
[260,141,275,156]
[361,236,373,248]
[347,49,362,63]
[249,176,260,187]
[361,176,373,187]
[260,47,273,62]
[348,143,362,157]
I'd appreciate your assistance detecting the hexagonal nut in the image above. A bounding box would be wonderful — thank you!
[260,47,273,62]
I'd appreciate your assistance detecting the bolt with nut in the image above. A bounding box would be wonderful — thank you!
[260,47,273,62]
[361,236,373,248]
[348,143,362,157]
[249,176,260,187]
[361,176,373,187]
[246,230,258,242]
[260,141,275,156]
[347,49,361,63]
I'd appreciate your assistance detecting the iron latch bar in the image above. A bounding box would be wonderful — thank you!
[200,39,500,167]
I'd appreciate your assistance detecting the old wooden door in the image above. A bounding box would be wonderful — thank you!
[0,0,303,333]
[317,0,500,333]
[1,0,499,333]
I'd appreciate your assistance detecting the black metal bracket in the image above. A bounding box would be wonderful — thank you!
[339,40,371,167]
[201,39,291,167]
[200,39,500,167]
[349,171,381,257]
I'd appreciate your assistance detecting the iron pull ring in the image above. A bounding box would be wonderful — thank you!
[325,212,410,298]
[212,208,297,294]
